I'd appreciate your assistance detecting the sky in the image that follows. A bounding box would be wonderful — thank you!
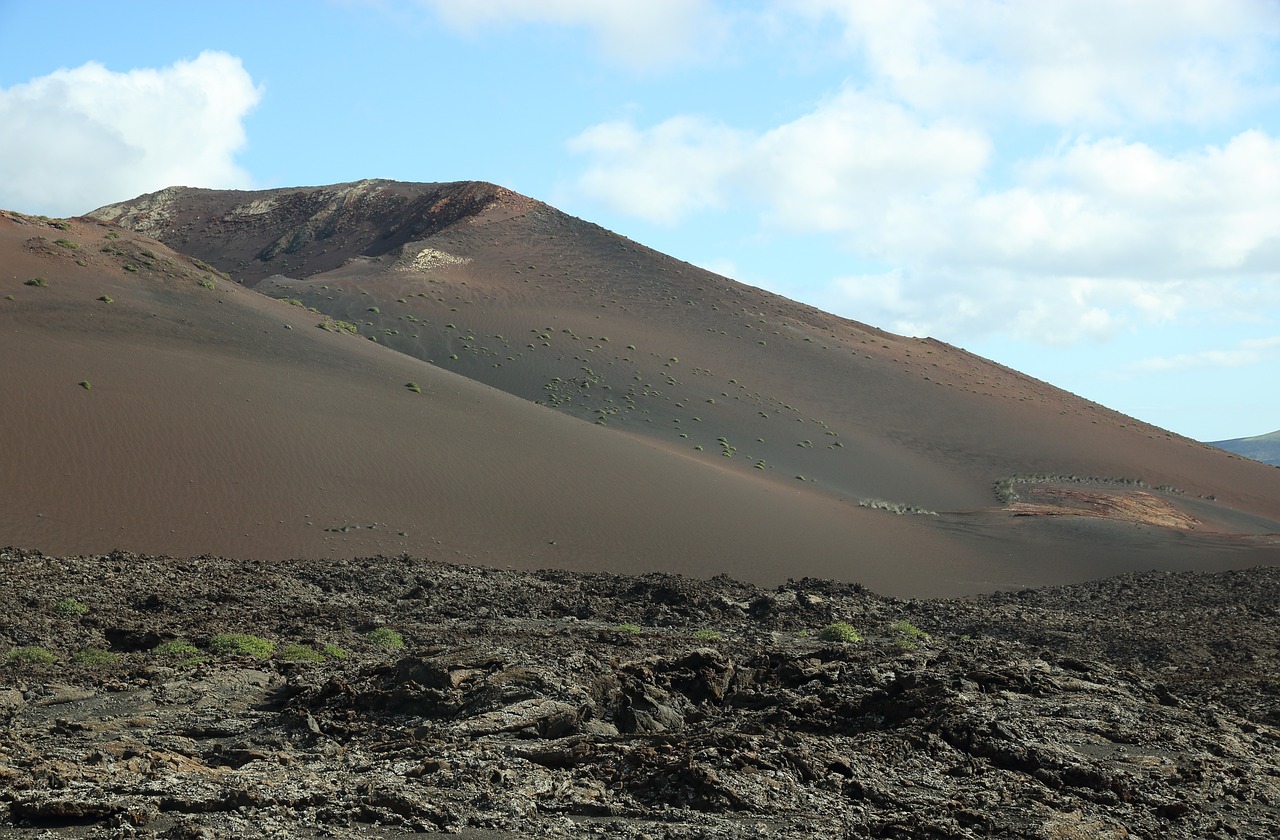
[1,0,1278,442]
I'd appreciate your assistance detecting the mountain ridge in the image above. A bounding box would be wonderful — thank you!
[1209,429,1280,466]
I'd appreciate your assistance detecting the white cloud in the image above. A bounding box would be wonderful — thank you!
[747,91,989,239]
[958,132,1280,277]
[795,0,1280,126]
[0,51,261,217]
[567,116,748,223]
[568,98,1280,344]
[569,82,1280,340]
[569,89,989,228]
[1120,336,1280,376]
[421,0,727,72]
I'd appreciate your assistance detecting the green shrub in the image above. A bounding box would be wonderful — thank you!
[692,629,722,642]
[97,295,113,303]
[78,381,91,390]
[6,646,57,665]
[321,644,348,660]
[366,628,404,648]
[890,620,930,640]
[25,277,46,287]
[276,644,325,662]
[209,633,275,659]
[73,648,119,665]
[54,238,79,249]
[152,640,205,667]
[614,623,643,635]
[890,620,931,649]
[817,622,861,643]
[153,639,199,658]
[197,278,215,289]
[53,598,89,616]
[405,382,422,393]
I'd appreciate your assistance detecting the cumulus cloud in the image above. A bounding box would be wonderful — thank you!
[572,109,1280,341]
[795,0,1280,126]
[569,89,989,228]
[421,0,727,72]
[568,116,748,222]
[0,51,261,217]
[748,92,990,238]
[821,131,1280,341]
[566,1,1280,344]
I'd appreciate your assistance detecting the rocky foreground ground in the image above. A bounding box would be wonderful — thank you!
[1,546,1277,839]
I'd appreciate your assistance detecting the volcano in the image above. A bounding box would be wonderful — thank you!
[1,180,1275,596]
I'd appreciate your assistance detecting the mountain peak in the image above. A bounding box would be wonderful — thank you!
[88,180,538,283]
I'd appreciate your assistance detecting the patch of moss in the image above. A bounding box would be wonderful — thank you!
[208,633,275,659]
[817,622,861,643]
[6,646,57,665]
[276,644,325,663]
[72,648,119,666]
[153,640,199,658]
[53,598,89,616]
[366,628,404,648]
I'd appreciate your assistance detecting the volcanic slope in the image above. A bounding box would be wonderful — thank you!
[4,208,993,594]
[79,180,1280,592]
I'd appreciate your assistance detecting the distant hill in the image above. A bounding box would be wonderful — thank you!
[1209,430,1280,466]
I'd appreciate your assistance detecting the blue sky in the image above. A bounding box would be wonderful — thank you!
[2,0,1278,442]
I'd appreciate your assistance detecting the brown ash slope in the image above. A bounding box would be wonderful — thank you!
[1,547,1278,838]
[85,180,1280,591]
[2,208,967,594]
